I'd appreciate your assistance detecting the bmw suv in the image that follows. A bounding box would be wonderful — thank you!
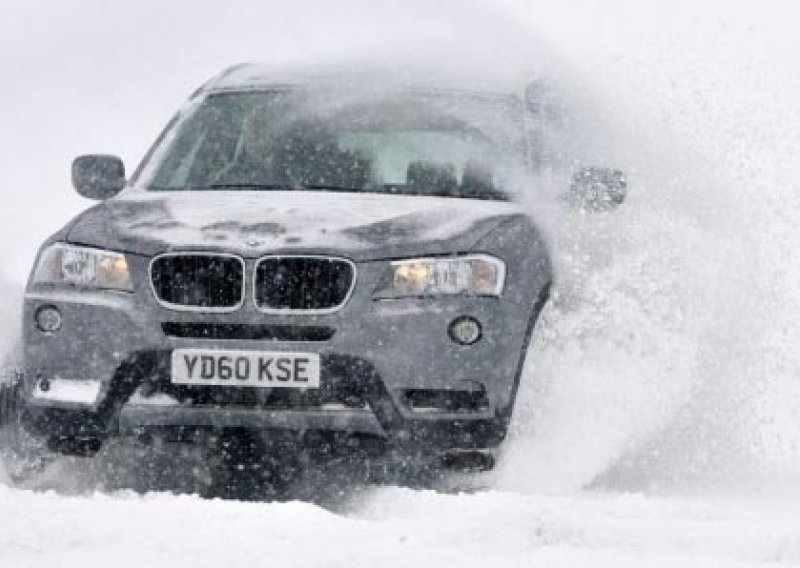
[3,64,625,482]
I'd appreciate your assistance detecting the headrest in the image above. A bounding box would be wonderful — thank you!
[460,160,495,198]
[406,161,458,196]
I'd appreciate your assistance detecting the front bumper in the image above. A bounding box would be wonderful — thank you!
[21,254,547,451]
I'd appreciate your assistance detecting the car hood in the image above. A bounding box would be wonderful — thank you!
[66,190,524,260]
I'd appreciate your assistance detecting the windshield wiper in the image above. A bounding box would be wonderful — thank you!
[184,183,366,192]
[198,183,298,191]
[300,185,366,193]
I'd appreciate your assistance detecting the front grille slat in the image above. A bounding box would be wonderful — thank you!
[151,254,244,311]
[162,322,335,342]
[254,256,355,312]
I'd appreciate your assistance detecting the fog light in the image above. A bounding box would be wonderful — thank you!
[35,305,62,333]
[449,316,482,345]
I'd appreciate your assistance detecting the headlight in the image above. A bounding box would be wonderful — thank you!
[374,254,506,298]
[33,244,133,291]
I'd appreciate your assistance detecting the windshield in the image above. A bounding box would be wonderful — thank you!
[134,89,526,200]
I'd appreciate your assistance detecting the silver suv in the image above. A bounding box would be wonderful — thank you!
[4,64,625,485]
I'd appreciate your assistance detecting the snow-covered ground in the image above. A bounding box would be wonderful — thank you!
[3,0,800,566]
[2,485,800,568]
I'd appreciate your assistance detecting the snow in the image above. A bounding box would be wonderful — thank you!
[3,0,800,566]
[105,190,519,254]
[1,486,799,567]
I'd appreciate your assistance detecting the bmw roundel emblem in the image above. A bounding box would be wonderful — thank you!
[245,234,264,248]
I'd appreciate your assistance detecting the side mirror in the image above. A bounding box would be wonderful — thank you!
[72,155,126,200]
[569,167,627,210]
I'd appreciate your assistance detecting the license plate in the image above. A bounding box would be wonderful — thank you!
[171,349,320,388]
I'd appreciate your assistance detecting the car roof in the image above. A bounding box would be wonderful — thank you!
[198,62,539,103]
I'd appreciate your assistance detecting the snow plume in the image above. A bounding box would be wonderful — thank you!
[0,276,21,369]
[499,144,752,493]
[495,1,800,494]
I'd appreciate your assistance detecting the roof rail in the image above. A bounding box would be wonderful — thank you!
[188,63,253,99]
